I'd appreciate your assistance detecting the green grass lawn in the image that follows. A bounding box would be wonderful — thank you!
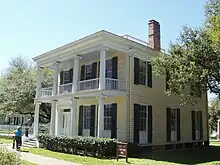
[21,160,37,165]
[23,142,220,165]
[0,137,13,144]
[0,129,14,134]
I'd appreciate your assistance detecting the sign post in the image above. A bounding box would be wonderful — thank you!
[116,141,128,163]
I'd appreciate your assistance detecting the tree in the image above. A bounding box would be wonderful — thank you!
[152,0,220,104]
[209,97,220,132]
[0,56,53,123]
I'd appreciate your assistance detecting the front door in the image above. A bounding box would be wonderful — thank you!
[83,106,91,136]
[62,112,70,136]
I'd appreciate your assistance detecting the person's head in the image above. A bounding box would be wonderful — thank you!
[17,126,21,131]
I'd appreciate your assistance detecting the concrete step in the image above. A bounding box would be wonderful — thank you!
[22,143,37,148]
[22,140,37,148]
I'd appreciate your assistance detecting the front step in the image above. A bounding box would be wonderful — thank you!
[22,139,37,148]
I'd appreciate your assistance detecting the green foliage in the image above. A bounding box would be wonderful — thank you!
[37,133,118,158]
[0,151,21,165]
[209,97,220,131]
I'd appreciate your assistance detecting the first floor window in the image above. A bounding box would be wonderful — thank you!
[104,104,112,130]
[196,111,202,140]
[140,105,147,131]
[171,108,177,132]
[83,106,91,129]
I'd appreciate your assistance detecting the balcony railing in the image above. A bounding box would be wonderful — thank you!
[40,87,53,97]
[76,78,99,91]
[59,83,72,94]
[105,78,126,91]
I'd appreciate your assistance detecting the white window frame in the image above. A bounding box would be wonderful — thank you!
[170,108,178,142]
[83,106,91,129]
[139,105,147,131]
[84,64,93,80]
[139,59,147,85]
[105,59,112,78]
[104,104,112,130]
[63,70,70,84]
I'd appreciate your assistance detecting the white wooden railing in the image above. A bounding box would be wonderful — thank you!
[105,78,126,91]
[76,78,99,91]
[40,87,53,97]
[59,83,73,94]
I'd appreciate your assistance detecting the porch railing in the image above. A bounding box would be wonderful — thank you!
[40,87,53,97]
[76,78,99,91]
[59,83,72,94]
[105,78,126,91]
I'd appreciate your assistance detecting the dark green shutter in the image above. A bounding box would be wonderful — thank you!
[78,106,84,136]
[112,57,118,79]
[147,61,152,88]
[80,65,85,81]
[191,111,196,140]
[69,68,73,83]
[111,103,117,138]
[60,71,64,85]
[8,118,11,125]
[199,111,203,140]
[90,105,96,137]
[166,108,171,142]
[148,105,153,143]
[134,104,140,143]
[21,117,24,125]
[177,108,181,141]
[98,61,100,78]
[134,58,140,84]
[92,62,97,79]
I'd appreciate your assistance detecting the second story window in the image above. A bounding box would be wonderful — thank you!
[139,60,147,85]
[106,59,112,78]
[63,70,70,84]
[85,64,92,80]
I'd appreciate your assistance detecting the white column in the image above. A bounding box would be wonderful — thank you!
[33,102,40,137]
[72,58,79,92]
[52,63,59,96]
[97,96,104,137]
[99,47,107,90]
[70,99,77,136]
[36,67,43,98]
[55,108,61,136]
[50,101,57,134]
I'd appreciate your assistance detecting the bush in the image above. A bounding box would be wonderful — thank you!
[37,134,118,158]
[0,151,21,165]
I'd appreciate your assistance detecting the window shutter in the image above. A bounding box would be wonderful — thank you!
[90,105,96,137]
[92,62,97,79]
[69,68,73,83]
[80,65,85,81]
[111,103,117,138]
[98,61,100,78]
[112,57,118,79]
[191,110,196,140]
[22,117,24,125]
[199,111,203,140]
[8,118,11,125]
[166,108,171,142]
[78,106,84,136]
[147,61,152,88]
[134,58,140,84]
[148,105,153,143]
[134,104,140,143]
[177,108,181,141]
[60,71,64,85]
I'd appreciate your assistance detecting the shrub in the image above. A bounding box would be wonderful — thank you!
[37,133,118,158]
[0,151,21,165]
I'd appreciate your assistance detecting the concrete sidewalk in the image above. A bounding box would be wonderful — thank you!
[6,146,80,165]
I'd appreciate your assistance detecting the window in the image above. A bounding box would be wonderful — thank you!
[170,109,177,132]
[63,70,70,84]
[85,64,92,80]
[195,111,202,140]
[83,106,91,129]
[140,105,147,131]
[106,59,112,78]
[139,60,147,85]
[104,104,112,130]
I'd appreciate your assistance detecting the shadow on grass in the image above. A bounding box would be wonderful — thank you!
[136,146,220,164]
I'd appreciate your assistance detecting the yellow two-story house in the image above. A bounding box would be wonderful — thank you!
[33,20,209,151]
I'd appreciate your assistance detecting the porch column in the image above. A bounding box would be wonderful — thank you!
[55,108,61,136]
[71,99,77,136]
[36,67,43,98]
[72,57,79,92]
[97,96,104,137]
[33,102,40,137]
[52,62,59,96]
[99,47,107,90]
[50,100,57,134]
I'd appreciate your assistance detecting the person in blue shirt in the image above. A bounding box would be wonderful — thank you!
[14,126,23,151]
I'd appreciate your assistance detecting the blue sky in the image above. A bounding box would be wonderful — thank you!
[0,0,216,99]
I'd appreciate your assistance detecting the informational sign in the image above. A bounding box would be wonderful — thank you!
[116,142,128,162]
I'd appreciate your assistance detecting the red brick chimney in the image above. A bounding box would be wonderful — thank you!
[148,19,161,51]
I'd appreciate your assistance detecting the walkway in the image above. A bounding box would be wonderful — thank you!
[5,146,80,165]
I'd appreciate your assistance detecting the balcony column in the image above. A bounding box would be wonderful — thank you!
[50,100,57,134]
[36,67,43,98]
[70,99,77,136]
[52,62,59,96]
[97,96,104,137]
[33,102,41,137]
[72,57,80,92]
[99,47,107,90]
